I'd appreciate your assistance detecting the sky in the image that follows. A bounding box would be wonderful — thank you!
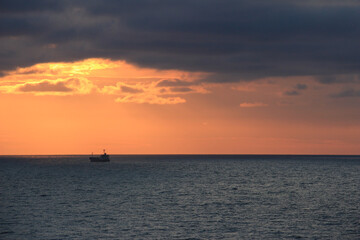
[1,0,360,154]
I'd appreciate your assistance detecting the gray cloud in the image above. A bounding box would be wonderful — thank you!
[284,90,300,96]
[283,83,307,96]
[18,81,72,92]
[1,0,360,82]
[0,0,65,14]
[316,74,360,84]
[330,89,360,98]
[120,85,143,93]
[156,79,196,87]
[295,83,307,90]
[169,87,193,93]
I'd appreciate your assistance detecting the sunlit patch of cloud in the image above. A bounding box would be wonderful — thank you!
[115,95,186,105]
[101,80,208,104]
[1,77,96,96]
[18,81,72,92]
[2,58,118,79]
[101,82,145,95]
[239,102,268,108]
[0,58,210,104]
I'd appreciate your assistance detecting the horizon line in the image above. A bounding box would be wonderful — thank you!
[1,153,360,157]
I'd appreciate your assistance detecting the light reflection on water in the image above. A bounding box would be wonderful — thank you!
[1,155,359,239]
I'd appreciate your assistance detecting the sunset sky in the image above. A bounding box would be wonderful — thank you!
[1,0,360,154]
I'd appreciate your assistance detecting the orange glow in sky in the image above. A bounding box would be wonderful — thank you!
[1,58,359,155]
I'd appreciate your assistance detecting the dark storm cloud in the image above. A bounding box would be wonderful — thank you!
[0,15,51,37]
[0,0,65,13]
[1,0,360,82]
[316,74,360,84]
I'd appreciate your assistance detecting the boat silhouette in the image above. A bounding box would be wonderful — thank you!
[90,149,110,162]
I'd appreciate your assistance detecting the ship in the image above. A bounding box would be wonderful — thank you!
[90,149,110,162]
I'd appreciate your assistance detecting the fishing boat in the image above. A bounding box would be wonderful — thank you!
[90,149,110,162]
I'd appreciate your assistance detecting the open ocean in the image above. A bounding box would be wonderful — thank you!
[1,155,359,239]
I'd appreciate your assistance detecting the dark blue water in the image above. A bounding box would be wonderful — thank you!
[1,155,359,239]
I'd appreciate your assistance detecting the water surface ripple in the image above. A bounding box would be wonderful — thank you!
[1,155,359,239]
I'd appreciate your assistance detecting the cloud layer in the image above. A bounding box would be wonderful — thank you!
[0,58,208,103]
[1,0,360,82]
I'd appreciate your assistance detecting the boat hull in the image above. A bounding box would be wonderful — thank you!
[89,156,110,162]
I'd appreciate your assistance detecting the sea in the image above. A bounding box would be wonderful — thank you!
[0,155,359,239]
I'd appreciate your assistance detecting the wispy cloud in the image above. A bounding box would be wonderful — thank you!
[330,89,360,98]
[239,102,268,108]
[115,95,186,105]
[156,79,209,95]
[0,58,208,104]
[120,85,144,94]
[283,83,308,96]
[294,83,307,90]
[101,82,145,95]
[18,81,72,92]
[283,90,300,96]
[1,78,95,95]
[101,81,202,104]
[169,87,193,93]
[156,79,196,87]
